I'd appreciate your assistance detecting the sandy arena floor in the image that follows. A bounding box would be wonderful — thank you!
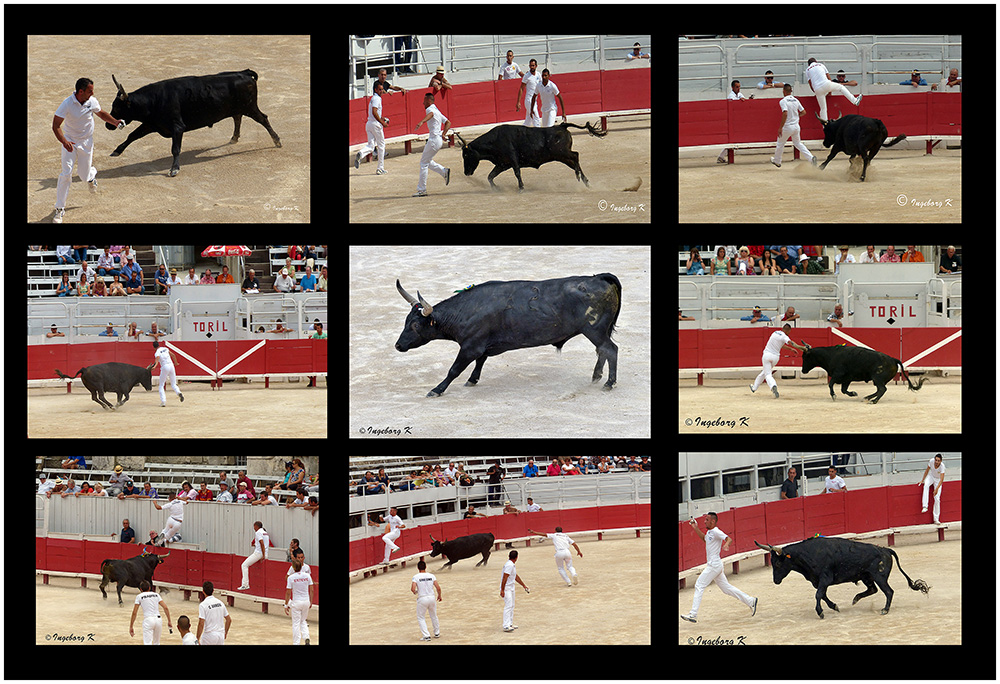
[37,575,319,645]
[28,380,327,438]
[678,533,961,645]
[350,116,650,223]
[351,534,650,645]
[678,376,961,433]
[28,35,310,223]
[679,148,961,223]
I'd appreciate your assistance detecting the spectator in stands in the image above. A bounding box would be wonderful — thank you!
[858,245,878,264]
[252,484,279,506]
[236,470,256,499]
[429,66,453,92]
[686,248,706,275]
[939,246,961,274]
[522,459,539,478]
[56,273,74,296]
[638,456,651,472]
[241,269,261,294]
[56,245,76,264]
[37,474,54,495]
[833,245,855,274]
[96,248,120,277]
[756,69,782,89]
[274,268,296,293]
[823,465,847,494]
[46,324,66,337]
[154,264,170,294]
[317,266,328,292]
[196,482,214,501]
[109,465,129,495]
[525,497,542,512]
[61,456,86,469]
[118,479,143,499]
[165,268,182,293]
[780,467,798,499]
[710,247,730,275]
[627,42,650,61]
[216,481,233,503]
[900,70,927,87]
[727,79,752,101]
[299,266,317,292]
[502,500,520,515]
[198,268,215,285]
[89,483,108,497]
[826,303,849,328]
[46,477,67,497]
[77,274,90,297]
[108,274,126,296]
[269,318,293,334]
[183,267,199,285]
[119,518,137,544]
[146,322,166,340]
[75,481,94,496]
[236,481,254,503]
[177,480,197,501]
[58,478,80,497]
[734,247,756,276]
[487,460,504,506]
[546,458,562,477]
[134,481,159,499]
[879,245,901,263]
[774,246,797,274]
[277,461,295,489]
[596,457,610,474]
[433,465,454,487]
[901,246,925,263]
[216,265,236,285]
[91,279,108,297]
[560,457,580,475]
[463,504,487,519]
[123,266,143,295]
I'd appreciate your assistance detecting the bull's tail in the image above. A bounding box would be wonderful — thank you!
[596,273,622,338]
[894,358,927,392]
[561,121,608,138]
[887,548,931,595]
[247,69,259,81]
[883,134,907,147]
[54,368,84,381]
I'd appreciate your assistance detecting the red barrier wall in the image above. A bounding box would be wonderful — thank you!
[678,92,961,147]
[350,503,649,572]
[678,482,961,572]
[677,327,961,369]
[350,68,651,146]
[27,339,327,381]
[37,539,320,606]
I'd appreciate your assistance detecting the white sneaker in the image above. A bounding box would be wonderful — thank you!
[53,208,65,223]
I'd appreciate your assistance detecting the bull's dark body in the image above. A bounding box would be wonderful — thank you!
[755,537,928,618]
[105,69,281,176]
[99,551,168,605]
[819,114,906,181]
[54,362,153,410]
[801,345,924,404]
[395,274,621,397]
[459,122,605,191]
[429,532,495,569]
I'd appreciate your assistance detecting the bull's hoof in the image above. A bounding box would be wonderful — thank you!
[817,612,824,619]
[168,168,179,177]
[880,608,889,615]
[830,604,839,612]
[275,140,283,148]
[464,380,478,386]
[602,382,615,391]
[426,390,443,398]
[109,151,121,157]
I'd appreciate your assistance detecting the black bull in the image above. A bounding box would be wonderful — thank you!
[454,122,606,191]
[100,549,170,605]
[755,538,929,618]
[55,362,155,410]
[395,274,621,397]
[105,69,282,177]
[819,114,906,182]
[429,532,495,569]
[800,343,925,404]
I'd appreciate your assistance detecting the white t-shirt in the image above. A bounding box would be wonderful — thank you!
[521,71,541,103]
[412,571,437,598]
[424,104,448,139]
[286,570,313,601]
[54,93,101,141]
[806,61,830,91]
[535,80,560,113]
[763,330,791,356]
[779,95,804,127]
[198,595,229,635]
[546,532,575,553]
[926,458,946,482]
[253,526,270,557]
[502,559,517,588]
[155,346,173,369]
[499,62,521,80]
[704,527,728,566]
[824,475,847,493]
[367,93,383,125]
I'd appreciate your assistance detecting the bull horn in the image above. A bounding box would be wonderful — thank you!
[453,131,467,148]
[416,291,433,317]
[429,534,437,543]
[801,340,812,350]
[112,74,127,101]
[834,111,844,121]
[755,540,783,555]
[397,279,419,306]
[161,551,171,559]
[146,362,156,371]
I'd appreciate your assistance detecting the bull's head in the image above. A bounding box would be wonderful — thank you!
[428,533,444,557]
[453,131,480,176]
[105,74,132,131]
[820,111,844,148]
[800,348,822,374]
[755,541,793,584]
[395,280,441,352]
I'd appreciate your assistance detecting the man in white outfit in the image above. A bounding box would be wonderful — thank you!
[411,559,442,641]
[51,77,124,223]
[806,57,862,123]
[380,506,406,563]
[528,526,582,586]
[412,92,451,197]
[238,521,269,590]
[919,454,946,524]
[771,84,815,168]
[152,341,184,406]
[530,69,566,128]
[749,323,810,398]
[355,82,390,174]
[681,512,757,623]
[500,549,529,632]
[516,59,542,127]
